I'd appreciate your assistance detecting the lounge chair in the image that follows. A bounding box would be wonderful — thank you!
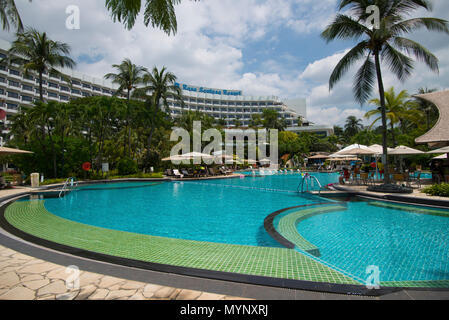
[208,168,220,176]
[172,169,184,179]
[181,169,193,178]
[220,167,232,175]
[165,169,174,177]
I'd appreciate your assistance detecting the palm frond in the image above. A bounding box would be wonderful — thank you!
[353,54,376,105]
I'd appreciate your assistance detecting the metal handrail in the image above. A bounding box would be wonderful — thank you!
[298,174,324,195]
[58,177,78,198]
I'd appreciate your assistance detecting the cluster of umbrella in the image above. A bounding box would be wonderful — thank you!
[162,151,270,165]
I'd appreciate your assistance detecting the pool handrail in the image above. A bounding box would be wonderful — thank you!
[58,177,78,198]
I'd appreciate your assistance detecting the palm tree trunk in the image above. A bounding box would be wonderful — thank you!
[374,52,390,184]
[39,71,44,102]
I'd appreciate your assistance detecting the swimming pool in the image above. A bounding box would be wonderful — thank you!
[2,173,449,292]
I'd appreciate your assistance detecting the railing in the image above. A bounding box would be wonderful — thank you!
[58,177,78,198]
[297,173,324,195]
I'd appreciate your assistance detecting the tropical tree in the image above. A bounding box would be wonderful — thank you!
[261,108,287,131]
[344,116,364,137]
[105,0,199,35]
[133,66,183,163]
[6,28,76,101]
[322,0,449,184]
[365,87,423,145]
[0,0,28,31]
[105,59,148,156]
[415,87,439,130]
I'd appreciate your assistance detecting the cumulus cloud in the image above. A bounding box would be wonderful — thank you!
[0,0,447,127]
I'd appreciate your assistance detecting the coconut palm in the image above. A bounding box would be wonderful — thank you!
[133,66,183,160]
[0,0,29,31]
[416,87,438,130]
[105,59,147,156]
[7,28,76,101]
[344,116,364,137]
[105,0,199,35]
[365,87,422,145]
[321,0,449,184]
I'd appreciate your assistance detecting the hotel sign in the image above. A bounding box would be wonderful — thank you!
[175,82,242,96]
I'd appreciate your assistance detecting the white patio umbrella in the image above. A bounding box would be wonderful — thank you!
[428,146,449,154]
[389,146,424,172]
[389,146,424,155]
[433,154,447,159]
[0,147,33,155]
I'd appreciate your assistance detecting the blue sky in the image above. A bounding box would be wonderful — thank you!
[1,0,448,126]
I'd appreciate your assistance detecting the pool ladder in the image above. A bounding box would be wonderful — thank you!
[298,174,324,195]
[59,177,78,198]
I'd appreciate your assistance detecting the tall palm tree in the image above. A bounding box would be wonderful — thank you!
[321,0,449,184]
[7,28,76,101]
[133,66,183,161]
[344,116,364,137]
[105,59,147,156]
[0,0,29,32]
[365,87,422,145]
[105,0,199,35]
[262,108,287,131]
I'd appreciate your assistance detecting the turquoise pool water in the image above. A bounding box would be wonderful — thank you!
[297,201,449,282]
[41,174,449,284]
[44,180,327,248]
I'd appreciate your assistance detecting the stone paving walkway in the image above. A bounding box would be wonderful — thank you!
[0,245,250,300]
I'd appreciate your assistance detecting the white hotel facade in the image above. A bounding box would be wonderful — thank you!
[0,39,333,137]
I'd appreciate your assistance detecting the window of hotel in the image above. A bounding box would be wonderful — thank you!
[102,89,111,94]
[8,80,20,87]
[60,86,70,92]
[0,53,6,59]
[9,69,20,76]
[6,103,18,110]
[36,79,47,85]
[23,74,34,81]
[206,100,211,104]
[82,83,91,89]
[71,89,81,95]
[60,95,69,101]
[0,89,4,95]
[236,102,242,106]
[48,91,58,98]
[82,91,90,97]
[72,80,81,86]
[22,95,33,102]
[35,88,46,95]
[0,77,5,83]
[48,82,59,89]
[50,74,60,79]
[0,65,6,71]
[93,86,101,92]
[7,91,19,99]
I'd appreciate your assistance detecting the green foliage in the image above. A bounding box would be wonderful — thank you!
[117,157,138,176]
[423,184,449,197]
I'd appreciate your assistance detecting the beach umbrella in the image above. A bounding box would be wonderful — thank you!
[433,154,447,160]
[427,146,449,154]
[0,147,33,155]
[389,146,424,155]
[337,147,377,156]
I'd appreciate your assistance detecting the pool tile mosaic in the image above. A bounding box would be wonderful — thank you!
[4,200,360,286]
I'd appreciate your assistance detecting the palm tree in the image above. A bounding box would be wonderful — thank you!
[0,0,29,31]
[105,0,199,35]
[133,66,183,161]
[416,87,438,130]
[365,87,422,145]
[105,59,147,156]
[262,108,286,131]
[322,0,449,184]
[344,116,363,137]
[7,28,76,101]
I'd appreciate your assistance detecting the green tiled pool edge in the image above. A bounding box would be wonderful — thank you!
[3,200,449,290]
[3,200,359,286]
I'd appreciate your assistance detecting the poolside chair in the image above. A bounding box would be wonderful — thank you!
[181,169,193,178]
[172,169,184,179]
[165,169,174,177]
[360,173,369,185]
[208,168,219,176]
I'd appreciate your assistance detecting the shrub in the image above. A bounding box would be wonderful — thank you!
[117,157,138,176]
[423,184,449,197]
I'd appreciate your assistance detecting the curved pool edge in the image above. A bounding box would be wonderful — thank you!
[0,196,404,297]
[1,186,449,297]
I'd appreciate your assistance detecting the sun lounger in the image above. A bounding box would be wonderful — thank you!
[172,169,184,179]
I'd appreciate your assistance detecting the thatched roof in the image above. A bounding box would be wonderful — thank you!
[415,90,449,145]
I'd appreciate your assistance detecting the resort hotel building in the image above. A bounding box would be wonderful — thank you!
[0,38,333,137]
